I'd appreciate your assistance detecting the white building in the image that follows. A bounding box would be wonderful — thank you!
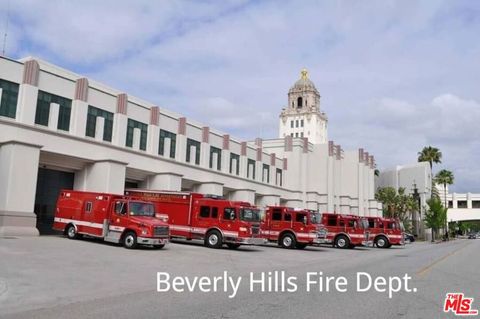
[436,185,480,222]
[376,162,432,237]
[0,56,381,236]
[278,69,328,144]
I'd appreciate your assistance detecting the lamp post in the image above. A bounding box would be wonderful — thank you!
[412,182,420,237]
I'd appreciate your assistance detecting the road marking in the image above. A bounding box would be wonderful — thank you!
[416,241,472,277]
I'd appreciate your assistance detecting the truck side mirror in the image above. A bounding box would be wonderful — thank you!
[230,212,235,220]
[303,216,307,225]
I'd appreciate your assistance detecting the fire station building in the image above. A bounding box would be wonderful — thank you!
[0,56,381,236]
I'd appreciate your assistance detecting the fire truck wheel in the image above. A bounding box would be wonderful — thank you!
[296,243,307,249]
[66,224,79,239]
[227,243,241,249]
[375,236,389,248]
[205,230,223,249]
[335,235,350,249]
[280,233,296,249]
[123,232,138,249]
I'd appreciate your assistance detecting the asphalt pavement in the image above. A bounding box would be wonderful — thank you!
[0,236,478,319]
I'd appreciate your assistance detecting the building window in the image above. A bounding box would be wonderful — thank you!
[0,79,19,119]
[159,129,176,159]
[262,163,270,183]
[297,97,303,108]
[448,200,453,208]
[85,105,113,142]
[301,119,304,127]
[276,168,282,186]
[247,159,256,179]
[35,90,72,131]
[295,133,298,137]
[472,201,480,208]
[295,120,299,128]
[301,132,304,137]
[290,133,294,137]
[186,138,201,165]
[457,200,467,208]
[230,153,240,175]
[209,146,222,171]
[290,120,293,128]
[126,119,148,151]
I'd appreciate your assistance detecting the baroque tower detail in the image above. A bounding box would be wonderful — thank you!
[279,68,328,144]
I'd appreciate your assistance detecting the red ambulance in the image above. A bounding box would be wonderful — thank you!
[53,190,169,249]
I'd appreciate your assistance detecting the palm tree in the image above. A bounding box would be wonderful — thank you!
[417,146,442,171]
[435,169,454,239]
[435,169,455,208]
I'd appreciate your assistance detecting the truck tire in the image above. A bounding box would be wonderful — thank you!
[66,224,79,239]
[375,236,389,248]
[205,230,223,249]
[280,233,296,249]
[296,243,307,250]
[123,231,138,249]
[335,235,350,249]
[227,243,241,249]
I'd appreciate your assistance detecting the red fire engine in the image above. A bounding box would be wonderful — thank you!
[52,190,170,249]
[124,189,266,249]
[366,217,405,248]
[261,206,327,249]
[321,212,371,248]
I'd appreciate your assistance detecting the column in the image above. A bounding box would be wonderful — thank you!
[112,93,128,147]
[0,141,42,236]
[221,134,230,174]
[74,160,127,195]
[193,182,224,197]
[15,60,40,125]
[139,173,182,191]
[70,78,89,137]
[200,126,210,168]
[229,189,256,204]
[147,106,160,155]
[256,194,281,208]
[175,117,187,163]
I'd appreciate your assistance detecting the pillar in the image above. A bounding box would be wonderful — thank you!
[193,182,223,197]
[16,60,39,125]
[112,93,128,147]
[139,173,182,191]
[229,189,256,204]
[147,106,160,155]
[0,141,42,236]
[70,78,89,137]
[176,117,187,163]
[74,160,127,195]
[256,194,281,208]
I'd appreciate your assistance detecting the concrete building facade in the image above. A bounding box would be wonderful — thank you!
[435,185,480,222]
[0,56,381,236]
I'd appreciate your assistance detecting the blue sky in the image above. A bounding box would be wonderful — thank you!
[1,0,480,192]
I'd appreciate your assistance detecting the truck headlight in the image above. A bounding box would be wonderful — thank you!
[141,228,148,235]
[239,227,248,232]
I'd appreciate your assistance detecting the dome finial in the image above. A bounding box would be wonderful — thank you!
[300,68,308,80]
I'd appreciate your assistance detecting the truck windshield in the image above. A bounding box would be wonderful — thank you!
[240,209,261,222]
[310,212,322,224]
[129,202,155,217]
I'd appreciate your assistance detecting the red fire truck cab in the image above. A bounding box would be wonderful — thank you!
[366,217,405,248]
[261,206,328,249]
[125,190,266,249]
[321,213,372,249]
[53,190,169,249]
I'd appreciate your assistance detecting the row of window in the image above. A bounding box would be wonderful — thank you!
[271,209,307,222]
[448,200,480,209]
[290,119,304,128]
[0,81,284,186]
[290,132,304,138]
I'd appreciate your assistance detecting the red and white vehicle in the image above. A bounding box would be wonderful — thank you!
[261,206,327,249]
[366,217,405,248]
[321,212,372,249]
[124,190,266,249]
[53,190,169,249]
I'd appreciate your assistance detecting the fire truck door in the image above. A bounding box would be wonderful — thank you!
[104,200,128,243]
[269,209,283,240]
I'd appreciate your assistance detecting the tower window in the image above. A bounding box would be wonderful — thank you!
[301,132,304,137]
[295,133,299,137]
[290,120,293,128]
[297,97,303,108]
[301,119,304,127]
[295,120,299,128]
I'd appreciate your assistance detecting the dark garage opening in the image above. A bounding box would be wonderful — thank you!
[34,168,74,234]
